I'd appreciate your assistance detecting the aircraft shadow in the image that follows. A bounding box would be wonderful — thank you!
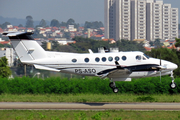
[83,103,108,106]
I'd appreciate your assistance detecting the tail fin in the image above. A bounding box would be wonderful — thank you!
[3,32,47,62]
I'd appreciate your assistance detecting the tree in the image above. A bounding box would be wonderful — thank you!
[154,39,162,48]
[84,21,104,29]
[50,19,60,27]
[175,38,180,47]
[1,22,11,29]
[18,24,23,27]
[39,19,46,27]
[26,15,34,28]
[0,57,11,78]
[59,22,66,27]
[70,37,146,53]
[149,41,154,46]
[66,18,79,28]
[67,18,75,25]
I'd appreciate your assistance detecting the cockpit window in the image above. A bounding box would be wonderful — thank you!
[143,54,149,59]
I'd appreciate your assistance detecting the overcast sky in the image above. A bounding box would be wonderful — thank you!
[0,0,180,24]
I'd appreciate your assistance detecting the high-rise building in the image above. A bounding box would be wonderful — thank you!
[104,0,178,41]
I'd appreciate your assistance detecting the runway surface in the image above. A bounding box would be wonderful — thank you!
[0,102,180,110]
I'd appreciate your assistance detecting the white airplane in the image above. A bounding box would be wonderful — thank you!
[3,32,178,93]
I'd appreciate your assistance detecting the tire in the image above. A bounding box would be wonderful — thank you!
[113,87,119,93]
[170,82,177,89]
[109,82,115,88]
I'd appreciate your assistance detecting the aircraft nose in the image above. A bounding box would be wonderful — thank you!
[168,63,178,70]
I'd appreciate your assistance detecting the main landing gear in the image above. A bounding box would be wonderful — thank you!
[170,71,177,89]
[109,82,119,93]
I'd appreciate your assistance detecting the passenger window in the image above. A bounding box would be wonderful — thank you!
[95,57,100,62]
[122,56,127,61]
[102,57,106,62]
[108,57,113,62]
[136,55,141,60]
[72,59,77,63]
[84,58,89,63]
[115,56,120,61]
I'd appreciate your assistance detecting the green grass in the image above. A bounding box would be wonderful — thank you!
[1,93,180,103]
[0,110,180,120]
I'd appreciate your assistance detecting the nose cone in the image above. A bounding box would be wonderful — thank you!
[168,63,178,70]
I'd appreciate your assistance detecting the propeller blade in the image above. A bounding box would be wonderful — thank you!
[159,54,162,82]
[160,54,162,66]
[160,70,161,82]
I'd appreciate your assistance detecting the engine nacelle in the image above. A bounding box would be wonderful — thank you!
[112,78,132,81]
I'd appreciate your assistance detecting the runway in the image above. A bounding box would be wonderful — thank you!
[0,102,180,110]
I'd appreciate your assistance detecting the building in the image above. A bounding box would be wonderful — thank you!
[104,0,178,41]
[0,48,14,67]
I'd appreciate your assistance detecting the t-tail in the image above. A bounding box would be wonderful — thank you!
[3,32,47,63]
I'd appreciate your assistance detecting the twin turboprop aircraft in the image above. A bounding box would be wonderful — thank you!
[3,32,178,93]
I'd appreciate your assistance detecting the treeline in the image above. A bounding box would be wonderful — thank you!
[0,76,179,94]
[0,16,104,29]
[42,37,146,53]
[70,37,146,53]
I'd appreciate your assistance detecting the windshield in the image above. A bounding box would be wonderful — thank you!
[143,54,149,59]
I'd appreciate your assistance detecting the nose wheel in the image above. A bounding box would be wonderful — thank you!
[109,82,119,93]
[170,71,177,89]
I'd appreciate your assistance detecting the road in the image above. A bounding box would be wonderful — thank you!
[0,102,180,110]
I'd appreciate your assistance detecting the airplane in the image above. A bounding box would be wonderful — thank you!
[3,31,178,93]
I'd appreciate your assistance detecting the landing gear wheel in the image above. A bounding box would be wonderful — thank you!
[170,71,177,89]
[109,82,115,88]
[170,82,177,89]
[113,87,119,93]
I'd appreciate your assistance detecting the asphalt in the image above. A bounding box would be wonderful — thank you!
[0,102,180,110]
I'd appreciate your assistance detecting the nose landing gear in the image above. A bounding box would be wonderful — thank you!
[170,71,177,89]
[109,81,119,93]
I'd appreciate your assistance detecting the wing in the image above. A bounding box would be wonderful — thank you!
[96,61,131,79]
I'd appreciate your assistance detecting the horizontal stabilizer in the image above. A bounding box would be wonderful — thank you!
[34,64,60,72]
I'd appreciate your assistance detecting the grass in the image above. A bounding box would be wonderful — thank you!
[1,93,180,103]
[0,110,180,120]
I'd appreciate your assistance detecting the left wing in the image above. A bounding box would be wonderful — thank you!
[96,61,131,79]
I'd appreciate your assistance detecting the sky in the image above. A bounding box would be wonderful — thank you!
[0,0,180,24]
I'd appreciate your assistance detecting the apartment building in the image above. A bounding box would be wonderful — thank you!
[104,0,178,41]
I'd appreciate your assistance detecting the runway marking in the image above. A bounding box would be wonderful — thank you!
[0,102,180,110]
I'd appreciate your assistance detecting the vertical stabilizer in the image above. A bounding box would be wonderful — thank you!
[3,32,47,62]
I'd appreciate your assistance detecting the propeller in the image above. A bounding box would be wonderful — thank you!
[160,54,162,82]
